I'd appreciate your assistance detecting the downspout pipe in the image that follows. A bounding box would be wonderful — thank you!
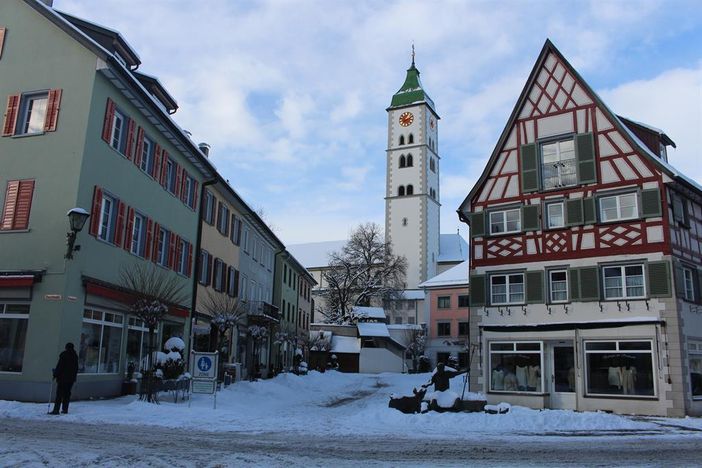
[187,178,218,360]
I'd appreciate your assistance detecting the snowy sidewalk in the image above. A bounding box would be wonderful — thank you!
[1,372,700,438]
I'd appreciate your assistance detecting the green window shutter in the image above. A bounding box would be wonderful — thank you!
[576,133,596,184]
[641,188,662,218]
[671,260,685,298]
[526,271,544,304]
[579,267,600,301]
[469,275,486,307]
[696,268,702,303]
[565,199,583,226]
[583,197,596,224]
[648,260,672,298]
[520,143,539,193]
[522,205,540,231]
[569,268,580,301]
[469,212,486,238]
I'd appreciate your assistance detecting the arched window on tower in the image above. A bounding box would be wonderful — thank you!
[430,158,435,173]
[406,154,413,167]
[399,135,405,146]
[398,186,405,196]
[399,155,406,168]
[406,185,414,195]
[408,133,414,144]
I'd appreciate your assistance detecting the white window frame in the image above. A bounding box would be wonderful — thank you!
[488,341,544,394]
[599,193,639,223]
[584,340,656,398]
[549,270,568,303]
[140,136,153,174]
[198,250,210,285]
[165,157,176,194]
[490,273,525,305]
[602,264,646,300]
[127,316,158,372]
[18,92,49,135]
[110,109,126,152]
[489,208,521,235]
[79,308,124,375]
[156,228,169,267]
[540,138,576,190]
[183,175,194,208]
[130,212,145,256]
[176,239,188,275]
[546,202,565,229]
[98,195,115,242]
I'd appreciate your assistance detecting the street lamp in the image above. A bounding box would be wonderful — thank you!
[65,207,90,259]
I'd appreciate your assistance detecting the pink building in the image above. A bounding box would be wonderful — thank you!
[419,260,470,368]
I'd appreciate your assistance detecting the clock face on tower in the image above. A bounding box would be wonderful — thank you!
[399,112,414,127]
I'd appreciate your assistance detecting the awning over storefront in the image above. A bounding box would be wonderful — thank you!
[0,271,42,300]
[481,317,664,333]
[83,276,189,318]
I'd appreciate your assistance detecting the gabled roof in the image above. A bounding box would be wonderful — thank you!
[418,260,469,289]
[458,39,697,218]
[389,61,437,113]
[132,71,179,114]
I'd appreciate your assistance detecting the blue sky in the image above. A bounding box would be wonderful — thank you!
[58,0,702,244]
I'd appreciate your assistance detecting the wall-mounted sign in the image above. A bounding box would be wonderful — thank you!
[44,294,62,301]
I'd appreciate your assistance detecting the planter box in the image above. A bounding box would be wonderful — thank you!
[460,400,486,412]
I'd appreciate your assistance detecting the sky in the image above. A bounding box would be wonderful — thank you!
[56,0,702,245]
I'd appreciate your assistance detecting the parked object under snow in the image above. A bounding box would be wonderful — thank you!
[485,402,511,414]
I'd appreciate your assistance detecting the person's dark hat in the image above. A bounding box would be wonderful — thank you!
[437,362,445,370]
[65,342,75,350]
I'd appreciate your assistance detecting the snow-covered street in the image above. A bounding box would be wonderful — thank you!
[2,372,702,466]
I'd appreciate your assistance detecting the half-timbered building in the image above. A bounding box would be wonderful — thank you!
[458,40,702,417]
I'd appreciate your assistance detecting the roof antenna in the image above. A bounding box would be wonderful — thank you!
[411,42,416,66]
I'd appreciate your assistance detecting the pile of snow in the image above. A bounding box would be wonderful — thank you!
[0,372,666,438]
[426,390,459,409]
[164,337,185,351]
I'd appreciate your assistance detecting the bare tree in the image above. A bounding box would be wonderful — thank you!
[403,327,427,372]
[201,290,247,380]
[273,321,298,372]
[120,263,188,402]
[320,223,407,324]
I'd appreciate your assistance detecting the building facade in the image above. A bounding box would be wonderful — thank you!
[0,0,214,401]
[419,261,470,368]
[459,40,702,417]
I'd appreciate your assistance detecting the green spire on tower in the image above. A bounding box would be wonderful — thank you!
[389,46,435,111]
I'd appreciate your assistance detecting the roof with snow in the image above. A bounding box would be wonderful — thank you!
[401,290,426,300]
[438,234,468,263]
[287,240,346,269]
[352,306,386,320]
[419,260,469,289]
[331,335,360,354]
[357,322,391,338]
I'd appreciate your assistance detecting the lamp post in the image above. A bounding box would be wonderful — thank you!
[65,208,90,260]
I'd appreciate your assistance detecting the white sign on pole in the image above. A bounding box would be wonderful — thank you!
[191,379,216,394]
[191,351,218,379]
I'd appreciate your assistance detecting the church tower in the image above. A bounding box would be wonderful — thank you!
[385,55,440,289]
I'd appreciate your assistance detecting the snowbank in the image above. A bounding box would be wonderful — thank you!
[0,372,666,438]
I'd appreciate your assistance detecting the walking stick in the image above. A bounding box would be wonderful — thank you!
[47,378,55,414]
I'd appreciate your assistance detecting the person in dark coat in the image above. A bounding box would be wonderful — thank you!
[430,362,467,392]
[50,342,79,415]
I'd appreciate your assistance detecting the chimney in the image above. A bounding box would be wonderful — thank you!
[198,142,210,157]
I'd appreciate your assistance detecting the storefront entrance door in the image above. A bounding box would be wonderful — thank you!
[549,343,576,410]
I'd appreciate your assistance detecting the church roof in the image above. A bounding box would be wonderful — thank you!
[437,234,468,263]
[389,61,436,112]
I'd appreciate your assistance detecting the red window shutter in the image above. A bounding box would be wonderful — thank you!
[12,180,35,230]
[152,144,161,179]
[161,152,169,188]
[174,164,182,198]
[101,98,115,143]
[2,94,20,137]
[124,118,135,160]
[1,181,19,230]
[123,207,135,251]
[0,28,6,59]
[43,89,62,132]
[134,127,144,168]
[151,223,161,262]
[88,186,103,236]
[186,243,193,277]
[144,218,153,259]
[192,181,199,210]
[114,201,126,247]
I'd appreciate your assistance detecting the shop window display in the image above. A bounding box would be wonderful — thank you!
[489,342,542,392]
[79,309,123,374]
[0,304,29,372]
[689,341,702,398]
[585,341,654,397]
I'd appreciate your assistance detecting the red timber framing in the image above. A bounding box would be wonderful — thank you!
[462,40,675,268]
[84,279,188,318]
